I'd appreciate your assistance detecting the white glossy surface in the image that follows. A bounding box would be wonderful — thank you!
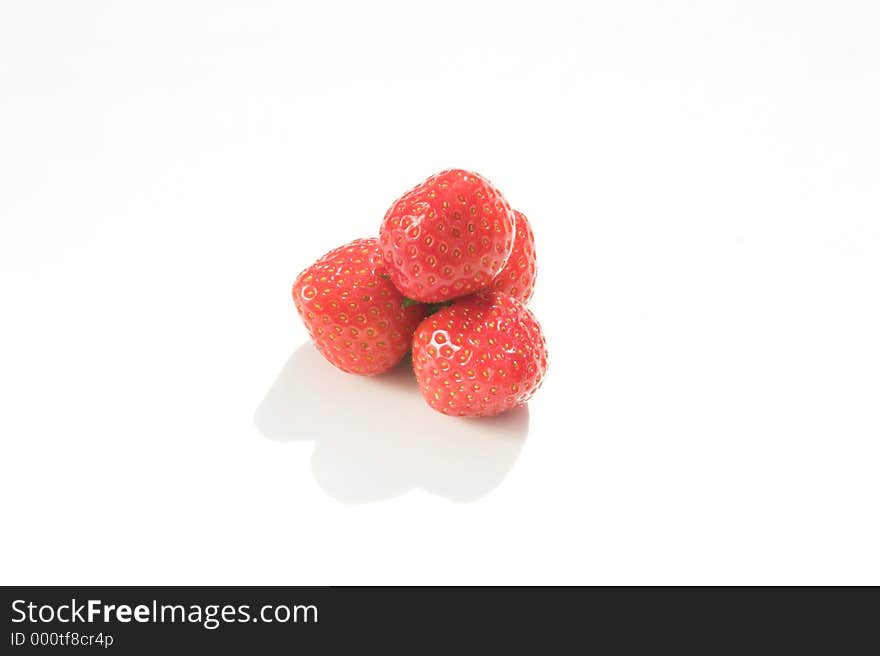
[2,1,879,584]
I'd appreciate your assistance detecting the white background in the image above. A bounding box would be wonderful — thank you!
[2,1,878,585]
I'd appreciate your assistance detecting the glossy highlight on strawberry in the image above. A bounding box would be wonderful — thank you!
[379,169,516,303]
[492,210,537,304]
[292,238,428,375]
[411,291,548,417]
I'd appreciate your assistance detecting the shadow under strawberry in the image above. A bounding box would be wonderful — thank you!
[254,342,528,504]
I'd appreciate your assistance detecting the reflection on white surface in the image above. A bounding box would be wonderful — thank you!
[254,342,528,504]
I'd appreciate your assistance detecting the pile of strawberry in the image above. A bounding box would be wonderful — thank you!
[292,169,547,417]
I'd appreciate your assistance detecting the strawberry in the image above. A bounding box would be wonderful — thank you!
[378,169,516,303]
[491,210,536,304]
[292,238,427,375]
[411,291,548,417]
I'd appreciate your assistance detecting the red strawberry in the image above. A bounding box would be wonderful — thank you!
[292,238,427,375]
[411,291,548,417]
[492,210,536,304]
[379,169,516,303]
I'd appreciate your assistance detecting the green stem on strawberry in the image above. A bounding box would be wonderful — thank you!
[402,297,452,315]
[426,300,453,316]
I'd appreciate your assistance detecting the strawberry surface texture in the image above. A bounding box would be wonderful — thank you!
[378,169,516,303]
[292,238,428,375]
[491,209,537,304]
[411,291,548,417]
